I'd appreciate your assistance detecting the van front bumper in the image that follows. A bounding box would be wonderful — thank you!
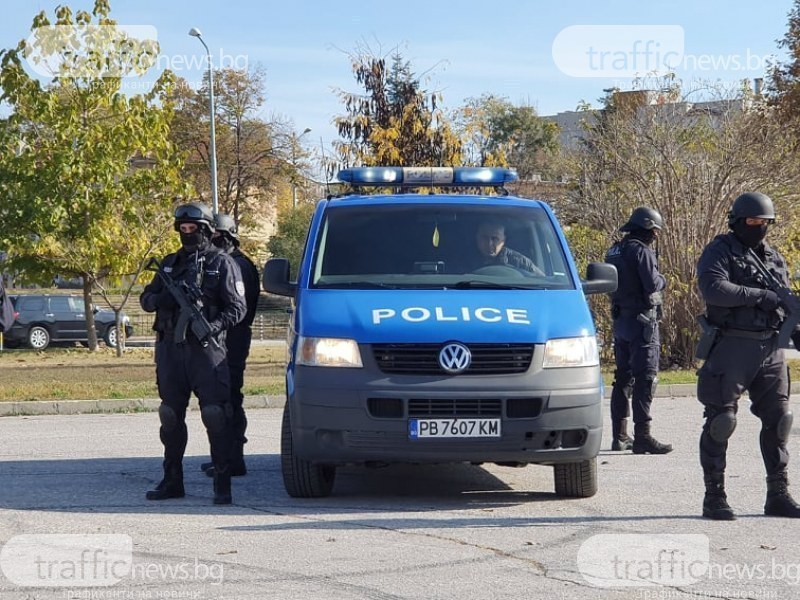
[287,363,603,466]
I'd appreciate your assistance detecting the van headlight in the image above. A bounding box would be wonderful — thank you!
[296,336,363,368]
[543,336,599,368]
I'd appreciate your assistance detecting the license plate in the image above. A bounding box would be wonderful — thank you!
[408,418,501,439]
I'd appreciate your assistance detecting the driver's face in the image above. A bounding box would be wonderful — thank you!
[477,225,506,258]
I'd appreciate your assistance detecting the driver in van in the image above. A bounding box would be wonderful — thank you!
[475,221,544,275]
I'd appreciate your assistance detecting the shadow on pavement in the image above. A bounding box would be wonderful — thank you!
[0,455,588,515]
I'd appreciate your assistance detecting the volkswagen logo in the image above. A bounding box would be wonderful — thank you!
[438,342,472,374]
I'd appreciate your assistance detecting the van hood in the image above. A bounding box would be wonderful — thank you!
[295,289,595,344]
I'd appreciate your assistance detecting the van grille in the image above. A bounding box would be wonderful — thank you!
[366,397,543,419]
[408,398,502,417]
[372,343,534,375]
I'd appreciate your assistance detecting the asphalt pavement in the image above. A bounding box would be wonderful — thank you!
[1,397,800,599]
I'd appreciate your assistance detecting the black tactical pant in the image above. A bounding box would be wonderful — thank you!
[697,334,790,476]
[155,338,234,474]
[226,325,252,451]
[610,314,660,425]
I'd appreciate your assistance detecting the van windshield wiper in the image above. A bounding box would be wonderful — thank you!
[320,281,398,289]
[450,280,531,290]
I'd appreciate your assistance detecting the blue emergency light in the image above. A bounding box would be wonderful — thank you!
[337,166,518,187]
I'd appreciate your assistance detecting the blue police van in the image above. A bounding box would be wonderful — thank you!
[263,167,617,498]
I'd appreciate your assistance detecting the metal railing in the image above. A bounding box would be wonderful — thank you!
[130,310,290,341]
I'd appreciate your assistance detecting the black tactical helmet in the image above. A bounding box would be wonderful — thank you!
[619,207,664,232]
[214,213,239,240]
[727,192,775,226]
[174,202,214,233]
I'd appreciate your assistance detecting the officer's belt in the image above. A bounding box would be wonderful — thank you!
[721,328,777,341]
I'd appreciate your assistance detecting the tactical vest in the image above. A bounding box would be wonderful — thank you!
[705,235,786,332]
[605,237,656,311]
[154,247,227,338]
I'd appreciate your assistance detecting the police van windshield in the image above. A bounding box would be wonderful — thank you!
[310,203,574,290]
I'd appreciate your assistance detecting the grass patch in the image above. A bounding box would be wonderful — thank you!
[603,359,800,387]
[3,346,797,402]
[0,345,285,402]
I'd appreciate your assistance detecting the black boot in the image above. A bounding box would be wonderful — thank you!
[213,468,232,505]
[611,419,633,451]
[146,462,185,501]
[702,472,735,520]
[764,472,800,518]
[203,457,246,478]
[632,422,673,454]
[202,430,247,477]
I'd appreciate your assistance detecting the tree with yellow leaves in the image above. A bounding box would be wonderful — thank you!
[334,49,461,168]
[0,1,189,352]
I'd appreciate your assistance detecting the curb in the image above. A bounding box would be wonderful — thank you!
[4,384,800,417]
[0,395,287,417]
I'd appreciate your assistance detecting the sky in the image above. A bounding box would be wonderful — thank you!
[0,0,794,158]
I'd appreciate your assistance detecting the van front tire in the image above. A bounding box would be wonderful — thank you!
[280,406,336,498]
[553,458,598,498]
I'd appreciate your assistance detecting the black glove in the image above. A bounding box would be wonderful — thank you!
[758,290,780,311]
[208,320,223,336]
[198,320,223,347]
[155,291,178,310]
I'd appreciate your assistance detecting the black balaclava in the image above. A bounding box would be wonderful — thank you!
[732,220,768,248]
[180,225,210,253]
[212,234,234,253]
[628,228,657,245]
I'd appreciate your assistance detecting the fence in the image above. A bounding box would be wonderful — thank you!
[129,310,290,341]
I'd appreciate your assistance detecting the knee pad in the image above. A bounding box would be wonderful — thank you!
[776,411,793,443]
[201,404,228,434]
[158,404,179,431]
[709,410,737,443]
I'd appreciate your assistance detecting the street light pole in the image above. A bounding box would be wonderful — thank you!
[292,127,312,209]
[188,27,219,214]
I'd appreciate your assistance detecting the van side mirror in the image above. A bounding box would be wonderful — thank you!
[262,258,296,297]
[581,262,617,295]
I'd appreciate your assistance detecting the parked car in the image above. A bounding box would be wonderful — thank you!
[5,294,134,350]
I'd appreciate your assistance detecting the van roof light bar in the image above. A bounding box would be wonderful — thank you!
[337,166,519,187]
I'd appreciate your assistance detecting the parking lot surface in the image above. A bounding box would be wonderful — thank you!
[0,397,798,599]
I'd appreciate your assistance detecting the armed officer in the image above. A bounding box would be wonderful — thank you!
[697,192,800,520]
[605,207,672,454]
[140,202,246,505]
[200,213,261,479]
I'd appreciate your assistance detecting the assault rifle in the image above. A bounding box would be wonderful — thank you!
[747,248,800,349]
[145,257,219,348]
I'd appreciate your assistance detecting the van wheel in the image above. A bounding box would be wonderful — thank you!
[28,326,50,350]
[553,458,598,498]
[280,405,336,498]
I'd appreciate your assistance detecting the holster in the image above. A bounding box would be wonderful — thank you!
[695,314,720,360]
[637,308,658,343]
